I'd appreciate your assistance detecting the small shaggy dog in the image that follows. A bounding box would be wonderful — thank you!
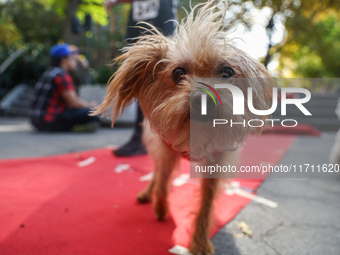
[95,1,272,254]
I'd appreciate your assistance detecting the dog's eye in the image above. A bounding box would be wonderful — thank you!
[172,68,186,83]
[221,67,234,78]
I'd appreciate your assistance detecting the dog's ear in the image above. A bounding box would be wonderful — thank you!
[93,34,168,124]
[230,47,273,135]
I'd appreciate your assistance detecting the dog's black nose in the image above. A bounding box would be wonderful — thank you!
[190,91,219,122]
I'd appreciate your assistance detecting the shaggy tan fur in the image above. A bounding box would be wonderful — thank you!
[94,1,272,254]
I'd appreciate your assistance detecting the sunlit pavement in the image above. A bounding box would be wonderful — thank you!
[1,117,339,254]
[0,117,133,159]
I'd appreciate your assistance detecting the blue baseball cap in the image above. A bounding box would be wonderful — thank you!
[50,43,75,59]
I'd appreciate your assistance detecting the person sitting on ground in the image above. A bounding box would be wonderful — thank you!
[30,43,99,132]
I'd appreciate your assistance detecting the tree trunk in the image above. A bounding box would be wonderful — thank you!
[62,0,82,44]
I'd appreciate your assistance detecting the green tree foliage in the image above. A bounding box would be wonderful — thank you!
[249,0,340,78]
[280,13,340,78]
[0,11,22,48]
[46,0,108,26]
[0,0,63,95]
[4,0,63,45]
[216,0,340,78]
[43,0,107,43]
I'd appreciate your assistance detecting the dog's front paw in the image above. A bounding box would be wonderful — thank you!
[137,190,152,204]
[189,240,215,255]
[153,196,168,221]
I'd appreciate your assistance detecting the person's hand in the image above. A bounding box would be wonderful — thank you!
[78,55,89,69]
[105,0,118,12]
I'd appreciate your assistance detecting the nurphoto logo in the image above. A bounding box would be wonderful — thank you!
[198,82,312,128]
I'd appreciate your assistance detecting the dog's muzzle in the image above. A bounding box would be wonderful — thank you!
[190,90,220,122]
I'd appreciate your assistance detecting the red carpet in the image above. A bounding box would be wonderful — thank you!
[0,134,295,255]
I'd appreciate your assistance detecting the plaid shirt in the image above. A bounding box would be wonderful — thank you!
[30,67,75,124]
